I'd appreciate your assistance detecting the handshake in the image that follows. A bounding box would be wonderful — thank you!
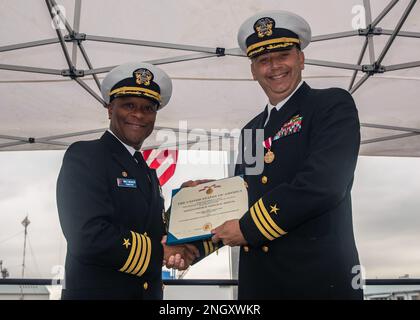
[161,235,199,271]
[160,179,248,271]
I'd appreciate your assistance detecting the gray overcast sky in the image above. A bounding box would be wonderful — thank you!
[0,150,419,280]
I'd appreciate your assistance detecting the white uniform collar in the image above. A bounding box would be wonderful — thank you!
[107,129,138,156]
[264,80,304,126]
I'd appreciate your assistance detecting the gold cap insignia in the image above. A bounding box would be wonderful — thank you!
[254,17,275,38]
[133,68,153,86]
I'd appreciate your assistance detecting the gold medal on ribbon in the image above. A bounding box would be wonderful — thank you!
[203,223,212,232]
[264,149,275,164]
[263,137,275,164]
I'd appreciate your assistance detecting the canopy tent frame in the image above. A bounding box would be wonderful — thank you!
[0,0,419,151]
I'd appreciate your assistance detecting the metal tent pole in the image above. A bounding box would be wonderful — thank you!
[350,73,371,94]
[83,52,221,76]
[371,0,399,27]
[381,29,420,38]
[311,31,359,42]
[305,59,363,71]
[73,77,106,105]
[0,39,59,53]
[364,0,376,64]
[45,0,74,71]
[362,132,419,144]
[85,34,224,55]
[361,123,420,133]
[376,0,417,66]
[71,0,82,65]
[386,61,420,71]
[348,38,369,91]
[0,64,62,75]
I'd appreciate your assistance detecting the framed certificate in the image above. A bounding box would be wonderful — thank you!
[166,176,248,245]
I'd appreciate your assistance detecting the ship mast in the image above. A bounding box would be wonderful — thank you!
[21,215,30,278]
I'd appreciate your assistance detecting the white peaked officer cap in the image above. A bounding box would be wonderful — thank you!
[101,62,172,110]
[238,10,312,58]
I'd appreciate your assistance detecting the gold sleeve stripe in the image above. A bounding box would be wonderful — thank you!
[258,199,287,236]
[134,235,147,276]
[203,240,209,256]
[119,231,137,272]
[126,232,142,274]
[132,234,147,275]
[250,206,275,241]
[208,240,214,254]
[137,235,152,277]
[253,202,280,238]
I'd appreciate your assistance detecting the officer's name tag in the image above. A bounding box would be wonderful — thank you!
[117,178,137,188]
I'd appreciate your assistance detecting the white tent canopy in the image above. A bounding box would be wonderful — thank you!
[1,0,419,156]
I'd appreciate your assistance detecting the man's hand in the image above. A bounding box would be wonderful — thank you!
[211,219,247,247]
[161,236,200,270]
[180,179,215,188]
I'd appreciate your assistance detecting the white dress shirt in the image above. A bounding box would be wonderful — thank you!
[264,80,304,127]
[107,129,137,158]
